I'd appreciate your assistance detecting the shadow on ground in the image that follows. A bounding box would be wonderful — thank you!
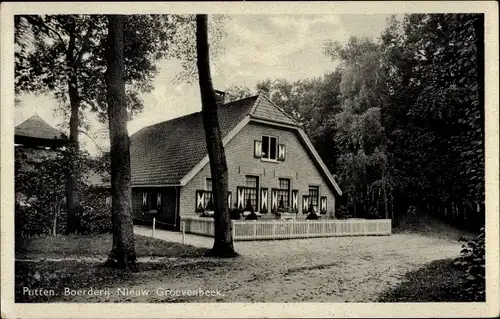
[377,258,484,302]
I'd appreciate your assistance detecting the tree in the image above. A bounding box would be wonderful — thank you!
[104,15,136,269]
[14,14,228,233]
[323,37,392,219]
[380,14,484,229]
[224,85,254,102]
[195,14,237,257]
[15,15,161,233]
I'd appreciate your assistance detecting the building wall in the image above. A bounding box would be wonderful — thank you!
[180,121,337,219]
[132,187,180,230]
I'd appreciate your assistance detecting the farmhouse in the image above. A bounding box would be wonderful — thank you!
[130,92,342,230]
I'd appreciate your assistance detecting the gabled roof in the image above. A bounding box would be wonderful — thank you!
[130,96,262,186]
[15,114,64,140]
[129,94,342,195]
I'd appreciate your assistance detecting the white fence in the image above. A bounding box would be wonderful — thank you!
[181,217,391,241]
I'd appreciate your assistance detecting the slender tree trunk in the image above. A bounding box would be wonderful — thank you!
[65,25,81,234]
[383,187,389,219]
[53,201,60,236]
[195,14,236,258]
[104,14,137,269]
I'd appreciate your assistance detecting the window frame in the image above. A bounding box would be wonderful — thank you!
[260,135,278,162]
[204,177,213,208]
[243,175,260,211]
[308,185,320,212]
[143,190,159,214]
[277,178,291,208]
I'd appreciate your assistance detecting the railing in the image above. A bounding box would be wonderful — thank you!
[180,216,391,241]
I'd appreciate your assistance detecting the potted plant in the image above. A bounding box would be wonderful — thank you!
[229,203,242,220]
[306,204,319,220]
[244,198,258,220]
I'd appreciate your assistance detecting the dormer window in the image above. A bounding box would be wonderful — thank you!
[262,135,277,161]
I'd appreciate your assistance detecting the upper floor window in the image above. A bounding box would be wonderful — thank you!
[262,135,277,160]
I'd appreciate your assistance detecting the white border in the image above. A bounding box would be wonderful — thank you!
[1,2,499,318]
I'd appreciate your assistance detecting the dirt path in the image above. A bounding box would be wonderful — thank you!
[70,232,461,302]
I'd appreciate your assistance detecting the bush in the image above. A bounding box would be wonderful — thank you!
[306,211,319,220]
[245,211,258,220]
[454,227,485,301]
[76,192,112,235]
[229,208,241,220]
[335,205,352,219]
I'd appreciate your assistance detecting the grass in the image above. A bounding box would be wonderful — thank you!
[15,233,215,303]
[16,233,209,259]
[378,258,483,302]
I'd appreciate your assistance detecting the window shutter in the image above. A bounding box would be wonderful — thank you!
[195,190,205,210]
[278,144,286,161]
[260,188,268,213]
[320,196,327,214]
[236,187,245,210]
[292,190,298,210]
[157,192,162,210]
[302,195,310,214]
[271,189,279,211]
[142,192,148,211]
[254,140,262,158]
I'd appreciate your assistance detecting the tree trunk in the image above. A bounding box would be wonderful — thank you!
[383,187,389,219]
[53,201,60,236]
[195,14,237,258]
[104,14,137,270]
[65,27,81,234]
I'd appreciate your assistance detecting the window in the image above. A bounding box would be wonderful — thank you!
[150,192,158,211]
[308,186,319,212]
[143,191,159,213]
[205,178,212,191]
[277,178,290,208]
[244,175,259,210]
[204,178,213,208]
[261,135,277,160]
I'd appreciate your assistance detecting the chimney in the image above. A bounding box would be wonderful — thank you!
[214,90,226,105]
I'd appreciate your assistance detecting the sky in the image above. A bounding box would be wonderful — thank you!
[15,14,392,155]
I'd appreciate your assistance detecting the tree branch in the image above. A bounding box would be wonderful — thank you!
[75,23,94,68]
[24,16,68,53]
[78,129,104,154]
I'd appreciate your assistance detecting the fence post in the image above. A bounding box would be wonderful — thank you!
[152,218,156,238]
[272,222,276,240]
[253,221,257,237]
[231,221,236,241]
[181,221,185,245]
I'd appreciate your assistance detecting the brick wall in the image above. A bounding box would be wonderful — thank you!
[180,121,337,219]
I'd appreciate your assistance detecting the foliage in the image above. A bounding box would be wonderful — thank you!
[335,205,352,220]
[252,14,484,229]
[229,208,242,220]
[454,227,485,300]
[15,15,228,122]
[224,85,255,102]
[15,146,111,237]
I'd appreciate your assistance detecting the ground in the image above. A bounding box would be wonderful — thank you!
[15,229,474,303]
